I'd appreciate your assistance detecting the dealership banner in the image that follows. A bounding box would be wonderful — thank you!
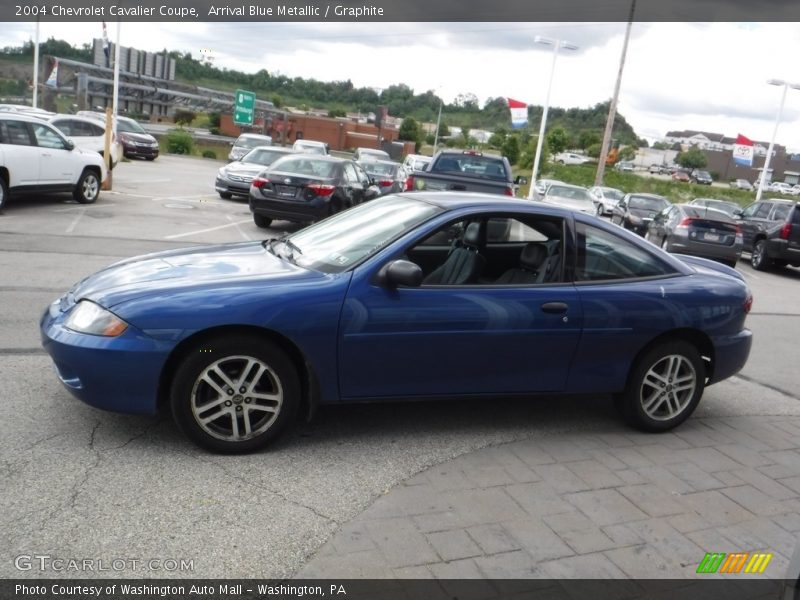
[507,98,528,129]
[733,134,754,167]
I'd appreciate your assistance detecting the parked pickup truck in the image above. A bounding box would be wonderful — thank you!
[404,150,525,196]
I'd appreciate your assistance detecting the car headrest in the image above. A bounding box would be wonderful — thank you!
[520,242,548,271]
[463,222,482,247]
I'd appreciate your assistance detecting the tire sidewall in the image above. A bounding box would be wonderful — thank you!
[0,176,8,211]
[170,336,299,453]
[751,240,769,271]
[619,340,705,432]
[75,169,100,204]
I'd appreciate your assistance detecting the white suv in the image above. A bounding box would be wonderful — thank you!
[0,113,107,210]
[49,114,123,167]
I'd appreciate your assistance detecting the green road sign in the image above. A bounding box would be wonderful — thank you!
[234,89,255,126]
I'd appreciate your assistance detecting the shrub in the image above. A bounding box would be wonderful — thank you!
[202,149,217,159]
[208,127,220,136]
[173,109,196,127]
[165,130,194,155]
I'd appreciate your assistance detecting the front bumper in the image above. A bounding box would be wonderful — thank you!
[122,142,160,158]
[215,176,252,197]
[40,300,171,415]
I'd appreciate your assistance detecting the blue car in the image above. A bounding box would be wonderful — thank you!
[41,193,754,453]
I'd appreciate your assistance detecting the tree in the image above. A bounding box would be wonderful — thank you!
[173,109,196,127]
[578,130,602,150]
[546,126,569,154]
[437,121,450,138]
[488,128,507,148]
[586,142,602,159]
[675,145,708,170]
[618,146,636,161]
[652,141,669,150]
[502,136,520,165]
[398,116,422,147]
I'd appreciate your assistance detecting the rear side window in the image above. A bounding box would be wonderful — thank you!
[576,223,674,282]
[772,204,791,221]
[0,120,33,145]
[793,207,800,225]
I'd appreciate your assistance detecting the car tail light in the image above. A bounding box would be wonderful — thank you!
[677,217,695,228]
[251,177,270,188]
[405,175,415,191]
[744,292,753,314]
[780,222,792,240]
[307,183,335,196]
[378,180,393,187]
[504,186,514,196]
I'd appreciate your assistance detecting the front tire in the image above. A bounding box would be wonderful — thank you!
[751,239,771,271]
[170,335,300,453]
[253,214,272,228]
[0,176,8,211]
[616,340,705,432]
[74,169,100,204]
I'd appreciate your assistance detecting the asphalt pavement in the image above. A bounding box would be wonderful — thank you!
[1,155,799,580]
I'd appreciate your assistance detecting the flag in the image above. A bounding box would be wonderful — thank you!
[44,59,58,88]
[102,21,110,66]
[507,98,528,129]
[733,134,754,167]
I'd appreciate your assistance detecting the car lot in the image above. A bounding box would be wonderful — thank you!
[2,155,800,578]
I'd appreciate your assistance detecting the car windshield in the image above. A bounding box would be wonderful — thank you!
[603,188,624,200]
[237,136,270,149]
[436,154,507,180]
[295,142,326,154]
[696,171,711,178]
[270,156,336,178]
[282,196,442,273]
[116,119,147,134]
[363,162,397,177]
[629,195,669,211]
[549,186,591,201]
[242,148,288,166]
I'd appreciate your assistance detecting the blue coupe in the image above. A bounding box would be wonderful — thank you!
[41,193,753,453]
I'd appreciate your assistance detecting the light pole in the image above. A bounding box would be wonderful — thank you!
[755,79,800,202]
[528,36,578,199]
[433,98,443,155]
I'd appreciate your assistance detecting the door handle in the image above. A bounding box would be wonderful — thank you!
[541,302,568,314]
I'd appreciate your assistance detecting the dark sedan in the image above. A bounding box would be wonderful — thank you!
[688,198,741,218]
[359,159,408,195]
[645,204,742,268]
[215,146,295,199]
[611,193,671,236]
[116,116,159,160]
[690,170,713,185]
[249,155,379,227]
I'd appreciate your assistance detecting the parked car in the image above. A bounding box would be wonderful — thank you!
[767,181,797,196]
[588,186,625,216]
[690,169,713,185]
[359,159,408,195]
[48,114,122,167]
[249,154,379,227]
[0,103,55,118]
[736,199,800,270]
[0,113,107,210]
[688,198,741,218]
[554,152,591,165]
[114,115,159,160]
[730,178,754,191]
[615,161,635,173]
[645,204,742,268]
[404,150,519,196]
[538,183,595,214]
[672,170,691,183]
[40,192,754,453]
[402,154,432,173]
[610,193,671,236]
[228,133,272,161]
[292,139,328,155]
[648,164,669,175]
[353,147,390,162]
[533,178,563,198]
[215,146,295,199]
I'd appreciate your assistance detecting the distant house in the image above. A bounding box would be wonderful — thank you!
[663,129,781,157]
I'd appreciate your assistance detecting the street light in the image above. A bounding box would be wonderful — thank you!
[528,36,579,199]
[755,78,800,202]
[433,97,443,155]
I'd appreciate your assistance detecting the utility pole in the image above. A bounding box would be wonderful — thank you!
[595,0,636,186]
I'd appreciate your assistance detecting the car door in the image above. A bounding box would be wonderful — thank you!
[611,195,628,225]
[737,201,773,251]
[30,122,78,186]
[0,118,41,187]
[341,162,364,206]
[337,212,584,398]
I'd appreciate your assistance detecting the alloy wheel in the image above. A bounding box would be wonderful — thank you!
[639,354,697,421]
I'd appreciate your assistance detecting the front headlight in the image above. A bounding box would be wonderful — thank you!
[218,167,228,178]
[627,214,642,225]
[65,301,128,336]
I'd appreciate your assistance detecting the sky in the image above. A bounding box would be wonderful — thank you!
[3,21,800,150]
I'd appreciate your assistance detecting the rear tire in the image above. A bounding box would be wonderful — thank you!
[596,203,605,216]
[73,169,100,204]
[751,239,771,271]
[0,176,8,211]
[253,214,272,228]
[616,340,705,432]
[170,335,300,453]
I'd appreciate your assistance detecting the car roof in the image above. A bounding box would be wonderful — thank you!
[547,183,588,191]
[0,112,54,124]
[404,191,574,212]
[277,154,344,163]
[361,159,399,167]
[50,113,105,124]
[628,192,668,199]
[249,145,292,152]
[238,133,271,139]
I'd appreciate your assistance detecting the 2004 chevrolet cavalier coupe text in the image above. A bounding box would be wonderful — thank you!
[41,193,753,453]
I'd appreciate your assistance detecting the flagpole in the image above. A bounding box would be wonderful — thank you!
[32,18,40,108]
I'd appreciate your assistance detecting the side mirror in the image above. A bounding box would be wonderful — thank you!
[377,259,423,288]
[733,209,743,218]
[65,139,75,151]
[514,175,528,185]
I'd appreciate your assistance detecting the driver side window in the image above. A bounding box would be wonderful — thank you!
[32,124,67,150]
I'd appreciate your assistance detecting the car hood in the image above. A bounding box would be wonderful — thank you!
[67,242,320,309]
[120,131,157,144]
[225,163,266,177]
